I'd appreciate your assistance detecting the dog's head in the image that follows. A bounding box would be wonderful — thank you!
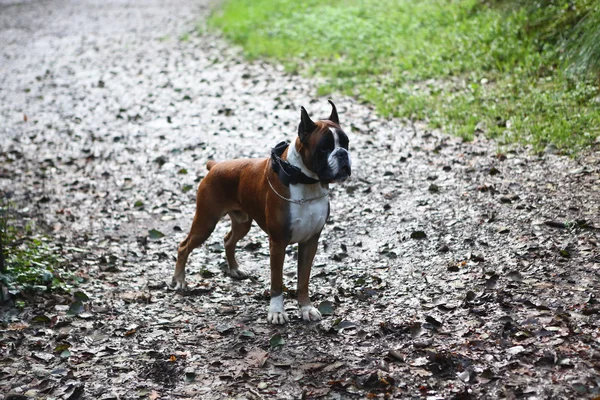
[296,100,352,184]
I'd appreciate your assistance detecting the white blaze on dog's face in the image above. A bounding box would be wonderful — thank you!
[297,101,352,183]
[325,126,351,183]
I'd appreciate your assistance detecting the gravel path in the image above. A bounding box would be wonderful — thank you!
[1,1,600,399]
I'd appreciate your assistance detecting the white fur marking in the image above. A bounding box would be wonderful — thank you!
[268,294,288,324]
[329,127,351,166]
[287,142,329,244]
[327,128,342,176]
[269,294,284,313]
[330,127,340,148]
[300,305,322,322]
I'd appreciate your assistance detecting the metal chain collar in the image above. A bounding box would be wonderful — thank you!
[266,174,329,205]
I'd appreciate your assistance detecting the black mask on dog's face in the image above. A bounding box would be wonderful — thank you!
[298,101,352,183]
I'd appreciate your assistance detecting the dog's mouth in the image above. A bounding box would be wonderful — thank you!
[323,166,351,184]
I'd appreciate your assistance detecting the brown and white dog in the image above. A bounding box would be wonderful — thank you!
[171,101,351,324]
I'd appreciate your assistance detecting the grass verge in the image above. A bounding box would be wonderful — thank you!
[209,0,600,154]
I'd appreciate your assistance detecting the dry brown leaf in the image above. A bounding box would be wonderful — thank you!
[245,350,268,368]
[149,390,160,400]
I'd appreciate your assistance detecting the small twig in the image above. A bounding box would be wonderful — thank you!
[409,117,418,137]
[247,388,263,400]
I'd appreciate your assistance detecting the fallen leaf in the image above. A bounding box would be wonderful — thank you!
[270,333,285,348]
[31,315,51,324]
[318,300,335,316]
[149,390,160,400]
[410,230,427,239]
[246,350,268,367]
[507,346,525,355]
[148,229,165,240]
[240,330,255,338]
[73,291,89,302]
[68,301,84,316]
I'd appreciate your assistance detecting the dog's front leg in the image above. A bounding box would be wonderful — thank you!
[267,239,289,324]
[297,233,322,322]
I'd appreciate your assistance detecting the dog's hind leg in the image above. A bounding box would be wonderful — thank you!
[172,210,220,291]
[224,211,252,279]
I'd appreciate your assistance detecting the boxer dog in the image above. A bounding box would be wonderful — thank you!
[171,101,351,324]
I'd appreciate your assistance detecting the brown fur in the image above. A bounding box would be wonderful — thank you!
[173,145,303,301]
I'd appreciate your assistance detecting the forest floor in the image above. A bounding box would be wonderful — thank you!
[1,1,600,399]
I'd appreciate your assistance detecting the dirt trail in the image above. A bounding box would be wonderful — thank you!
[1,1,600,399]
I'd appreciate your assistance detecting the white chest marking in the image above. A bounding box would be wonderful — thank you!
[286,142,329,244]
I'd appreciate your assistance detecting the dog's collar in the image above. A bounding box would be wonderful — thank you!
[270,141,320,186]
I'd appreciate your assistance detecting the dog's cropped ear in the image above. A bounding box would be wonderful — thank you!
[327,100,339,125]
[298,106,317,143]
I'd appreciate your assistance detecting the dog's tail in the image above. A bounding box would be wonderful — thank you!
[206,160,217,171]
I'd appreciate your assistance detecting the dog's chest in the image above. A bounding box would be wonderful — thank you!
[288,185,329,244]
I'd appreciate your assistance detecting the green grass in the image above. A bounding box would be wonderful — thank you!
[209,0,600,154]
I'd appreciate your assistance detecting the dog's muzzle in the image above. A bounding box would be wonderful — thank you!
[329,148,351,182]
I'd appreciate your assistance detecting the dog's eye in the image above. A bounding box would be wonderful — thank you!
[339,136,349,149]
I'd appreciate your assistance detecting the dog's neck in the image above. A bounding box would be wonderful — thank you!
[286,138,319,181]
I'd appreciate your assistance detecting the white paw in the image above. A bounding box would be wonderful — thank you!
[267,294,289,325]
[268,311,289,324]
[228,269,248,280]
[300,305,322,322]
[170,275,188,291]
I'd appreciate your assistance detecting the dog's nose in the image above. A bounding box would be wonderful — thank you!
[342,165,351,176]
